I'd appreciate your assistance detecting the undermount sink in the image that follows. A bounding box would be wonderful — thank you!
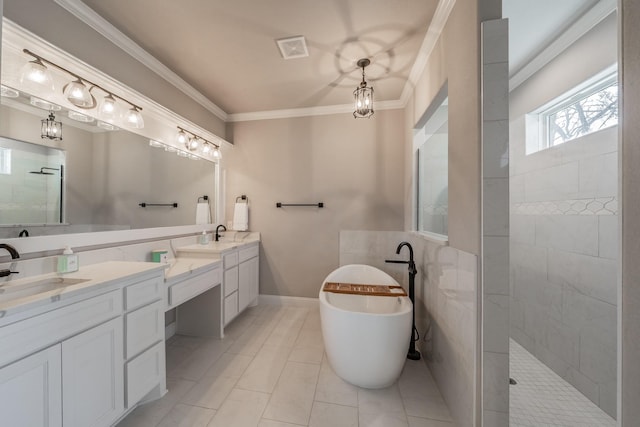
[0,277,90,303]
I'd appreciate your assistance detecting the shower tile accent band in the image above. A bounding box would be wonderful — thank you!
[512,197,617,215]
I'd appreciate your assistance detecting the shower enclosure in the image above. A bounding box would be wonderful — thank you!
[0,136,65,225]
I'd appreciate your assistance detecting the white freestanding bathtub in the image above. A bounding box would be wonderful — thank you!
[319,264,412,389]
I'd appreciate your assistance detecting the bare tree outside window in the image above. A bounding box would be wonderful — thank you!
[548,82,618,146]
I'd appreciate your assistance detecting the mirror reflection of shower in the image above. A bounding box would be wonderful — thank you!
[29,166,59,175]
[0,136,66,225]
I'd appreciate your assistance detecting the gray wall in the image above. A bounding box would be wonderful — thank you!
[224,109,405,299]
[509,13,618,417]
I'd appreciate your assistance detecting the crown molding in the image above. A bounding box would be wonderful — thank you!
[509,0,617,92]
[53,0,228,121]
[399,0,456,106]
[227,99,404,122]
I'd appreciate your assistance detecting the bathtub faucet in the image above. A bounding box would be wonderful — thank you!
[385,241,420,360]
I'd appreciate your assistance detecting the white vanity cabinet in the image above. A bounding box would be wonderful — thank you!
[0,263,166,427]
[0,344,62,427]
[238,243,259,313]
[224,242,259,325]
[62,317,124,427]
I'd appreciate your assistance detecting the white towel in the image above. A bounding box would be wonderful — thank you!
[233,202,248,231]
[195,202,210,224]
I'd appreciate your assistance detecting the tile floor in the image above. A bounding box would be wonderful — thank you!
[510,339,616,427]
[116,302,455,427]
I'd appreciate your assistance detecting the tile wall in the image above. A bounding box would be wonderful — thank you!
[340,230,477,427]
[509,108,618,417]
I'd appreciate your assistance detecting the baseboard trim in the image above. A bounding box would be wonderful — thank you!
[258,294,318,308]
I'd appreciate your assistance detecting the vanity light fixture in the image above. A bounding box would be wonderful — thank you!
[63,77,94,108]
[21,49,144,128]
[1,85,19,98]
[20,56,54,91]
[176,127,222,161]
[41,110,62,141]
[353,58,374,119]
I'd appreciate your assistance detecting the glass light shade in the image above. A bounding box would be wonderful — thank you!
[63,79,95,108]
[212,146,222,160]
[68,110,95,123]
[202,144,212,155]
[149,139,164,148]
[30,96,61,111]
[41,112,63,141]
[353,85,374,118]
[188,137,200,151]
[98,94,118,121]
[177,130,189,145]
[20,58,54,91]
[97,121,119,131]
[123,107,144,128]
[0,85,19,98]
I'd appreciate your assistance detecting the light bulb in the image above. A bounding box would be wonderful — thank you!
[189,137,199,151]
[202,144,212,154]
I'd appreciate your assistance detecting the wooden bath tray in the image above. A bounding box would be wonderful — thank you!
[323,282,407,297]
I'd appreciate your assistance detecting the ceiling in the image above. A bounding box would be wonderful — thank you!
[80,0,438,116]
[65,0,611,119]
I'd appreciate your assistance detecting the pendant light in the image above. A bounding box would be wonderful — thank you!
[353,58,374,118]
[41,111,62,140]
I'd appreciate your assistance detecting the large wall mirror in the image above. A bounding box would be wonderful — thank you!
[0,20,217,239]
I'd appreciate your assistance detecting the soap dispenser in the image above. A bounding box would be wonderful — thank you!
[57,246,79,273]
[199,230,210,245]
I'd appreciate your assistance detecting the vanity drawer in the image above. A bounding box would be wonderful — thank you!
[125,300,163,359]
[238,244,259,263]
[125,341,165,408]
[223,251,239,268]
[124,276,163,311]
[0,289,122,368]
[224,292,238,325]
[169,268,221,307]
[224,266,238,296]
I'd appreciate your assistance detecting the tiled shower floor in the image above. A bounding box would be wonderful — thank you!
[510,339,616,427]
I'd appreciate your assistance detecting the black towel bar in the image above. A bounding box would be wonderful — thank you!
[276,202,323,208]
[139,202,178,208]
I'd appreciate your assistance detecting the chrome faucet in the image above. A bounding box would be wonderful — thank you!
[0,244,20,259]
[215,224,227,242]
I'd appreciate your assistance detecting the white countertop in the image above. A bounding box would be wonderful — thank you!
[176,234,260,256]
[0,261,165,319]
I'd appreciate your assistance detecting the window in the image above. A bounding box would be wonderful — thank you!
[415,93,448,238]
[0,148,11,175]
[526,70,618,154]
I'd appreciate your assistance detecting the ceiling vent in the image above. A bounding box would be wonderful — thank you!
[276,36,309,59]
